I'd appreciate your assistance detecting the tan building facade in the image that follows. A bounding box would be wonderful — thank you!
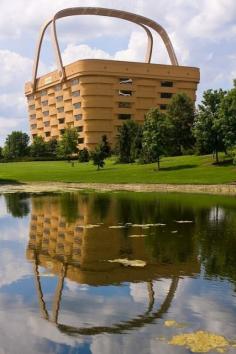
[25,7,200,150]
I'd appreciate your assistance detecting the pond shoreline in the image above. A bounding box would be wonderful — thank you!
[0,182,236,196]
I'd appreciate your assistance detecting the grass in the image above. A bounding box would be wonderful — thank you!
[0,154,235,185]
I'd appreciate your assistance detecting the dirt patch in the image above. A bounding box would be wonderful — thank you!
[0,182,236,196]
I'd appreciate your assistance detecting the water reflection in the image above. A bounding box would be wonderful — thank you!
[0,192,236,353]
[27,193,197,336]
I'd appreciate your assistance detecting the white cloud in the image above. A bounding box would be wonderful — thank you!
[187,0,236,39]
[0,50,32,87]
[62,43,112,65]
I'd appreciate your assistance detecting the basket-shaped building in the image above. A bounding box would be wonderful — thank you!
[25,7,200,149]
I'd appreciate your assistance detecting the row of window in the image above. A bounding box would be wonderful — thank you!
[118,78,173,88]
[29,91,172,112]
[31,103,167,129]
[33,131,84,143]
[28,79,173,102]
[40,102,82,116]
[118,91,173,98]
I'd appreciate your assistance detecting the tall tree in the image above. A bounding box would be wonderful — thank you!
[91,146,105,170]
[3,131,29,159]
[167,92,195,155]
[219,87,236,150]
[117,120,142,163]
[45,139,58,158]
[142,108,172,170]
[78,148,90,162]
[30,136,47,157]
[56,128,78,160]
[193,89,226,163]
[100,135,111,158]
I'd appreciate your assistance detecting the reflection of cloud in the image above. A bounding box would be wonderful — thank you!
[65,279,89,293]
[0,197,8,218]
[0,248,31,287]
[0,292,87,354]
[209,207,225,222]
[130,279,172,304]
[29,316,86,347]
[0,218,29,242]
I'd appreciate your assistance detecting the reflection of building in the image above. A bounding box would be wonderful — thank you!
[26,193,200,335]
[25,7,200,149]
[27,194,200,285]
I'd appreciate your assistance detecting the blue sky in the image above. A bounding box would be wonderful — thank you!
[0,0,236,145]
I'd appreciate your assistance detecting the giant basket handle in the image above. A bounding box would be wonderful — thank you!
[31,7,179,92]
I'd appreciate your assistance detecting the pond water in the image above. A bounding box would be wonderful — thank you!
[0,191,236,354]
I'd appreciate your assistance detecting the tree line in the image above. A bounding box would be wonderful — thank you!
[0,81,236,170]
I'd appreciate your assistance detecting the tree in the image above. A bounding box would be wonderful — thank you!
[117,120,142,163]
[142,108,172,170]
[56,128,78,160]
[3,131,29,160]
[219,87,236,150]
[45,139,58,158]
[100,135,111,158]
[4,193,30,218]
[167,92,195,155]
[193,89,226,163]
[78,148,90,162]
[30,136,47,157]
[91,146,105,170]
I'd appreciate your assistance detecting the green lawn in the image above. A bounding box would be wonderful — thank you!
[0,155,235,184]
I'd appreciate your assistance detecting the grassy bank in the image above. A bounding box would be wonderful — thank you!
[0,154,235,185]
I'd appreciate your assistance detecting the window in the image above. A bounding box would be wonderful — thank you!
[60,129,65,135]
[29,104,35,110]
[72,91,80,97]
[160,92,173,99]
[31,124,37,129]
[161,81,173,87]
[28,94,34,101]
[73,102,81,109]
[32,134,37,138]
[30,114,36,119]
[55,84,62,91]
[119,77,132,84]
[118,102,132,108]
[119,90,132,96]
[44,121,50,127]
[56,96,63,102]
[74,114,82,121]
[78,138,84,144]
[57,107,64,113]
[71,78,79,85]
[118,114,131,120]
[45,132,51,137]
[160,104,167,110]
[42,100,48,106]
[43,111,49,116]
[40,90,47,96]
[58,118,65,124]
[77,126,83,132]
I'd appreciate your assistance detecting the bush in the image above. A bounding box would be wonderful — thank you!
[78,148,90,162]
[91,146,105,170]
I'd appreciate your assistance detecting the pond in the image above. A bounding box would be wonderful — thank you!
[0,191,236,354]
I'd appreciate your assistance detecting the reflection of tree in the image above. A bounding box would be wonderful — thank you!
[196,208,236,284]
[4,193,30,218]
[146,230,196,264]
[91,194,111,221]
[60,193,80,223]
[115,193,196,226]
